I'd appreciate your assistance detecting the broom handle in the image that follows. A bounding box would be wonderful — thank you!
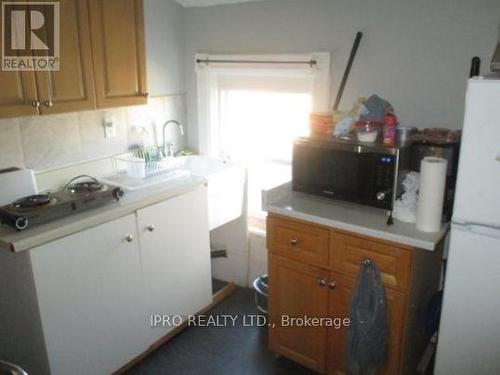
[333,32,363,111]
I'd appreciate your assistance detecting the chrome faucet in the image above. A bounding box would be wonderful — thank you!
[162,120,184,158]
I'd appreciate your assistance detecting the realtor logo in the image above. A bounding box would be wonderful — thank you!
[1,1,60,71]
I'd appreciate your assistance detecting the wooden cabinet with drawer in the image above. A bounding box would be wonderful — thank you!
[267,213,443,375]
[267,215,329,266]
[331,232,412,291]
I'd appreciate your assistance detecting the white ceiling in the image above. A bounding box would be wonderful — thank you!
[175,0,265,8]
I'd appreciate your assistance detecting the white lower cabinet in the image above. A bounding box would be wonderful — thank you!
[30,214,149,375]
[137,187,212,342]
[26,186,212,375]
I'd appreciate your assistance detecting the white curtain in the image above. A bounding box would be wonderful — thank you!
[196,53,331,157]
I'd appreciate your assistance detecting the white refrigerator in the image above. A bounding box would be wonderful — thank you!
[434,77,500,374]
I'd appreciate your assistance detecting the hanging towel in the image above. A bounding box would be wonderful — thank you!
[346,260,388,375]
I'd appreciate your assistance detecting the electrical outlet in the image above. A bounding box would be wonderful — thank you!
[103,114,116,138]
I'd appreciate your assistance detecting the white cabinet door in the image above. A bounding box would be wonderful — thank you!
[137,186,212,342]
[30,214,148,375]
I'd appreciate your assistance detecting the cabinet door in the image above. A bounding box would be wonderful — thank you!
[137,187,212,343]
[0,0,39,118]
[30,214,148,375]
[0,67,39,117]
[35,0,96,114]
[88,0,147,108]
[327,273,407,375]
[269,255,329,373]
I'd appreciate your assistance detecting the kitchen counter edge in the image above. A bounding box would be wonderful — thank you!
[262,183,449,251]
[0,176,207,253]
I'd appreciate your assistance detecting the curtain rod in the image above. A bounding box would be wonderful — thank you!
[196,59,317,67]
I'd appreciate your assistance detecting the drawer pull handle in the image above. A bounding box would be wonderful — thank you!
[146,224,155,232]
[125,234,134,243]
[328,281,337,290]
[289,238,299,246]
[318,279,327,287]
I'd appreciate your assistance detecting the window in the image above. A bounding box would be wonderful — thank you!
[196,53,330,219]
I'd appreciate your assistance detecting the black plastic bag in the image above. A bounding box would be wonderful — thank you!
[346,261,388,375]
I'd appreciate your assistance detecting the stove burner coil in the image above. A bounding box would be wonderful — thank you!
[12,194,51,208]
[63,175,104,193]
[68,181,104,193]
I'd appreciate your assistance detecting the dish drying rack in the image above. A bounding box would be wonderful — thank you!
[111,147,183,179]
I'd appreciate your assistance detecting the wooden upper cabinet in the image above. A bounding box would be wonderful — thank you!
[35,0,96,114]
[0,70,39,118]
[88,0,148,108]
[0,0,38,118]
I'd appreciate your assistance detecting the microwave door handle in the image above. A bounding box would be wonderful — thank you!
[354,145,370,153]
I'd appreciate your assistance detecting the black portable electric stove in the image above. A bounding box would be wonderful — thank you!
[0,175,124,231]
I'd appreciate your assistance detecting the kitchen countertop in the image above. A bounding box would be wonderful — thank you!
[262,183,448,251]
[0,175,206,253]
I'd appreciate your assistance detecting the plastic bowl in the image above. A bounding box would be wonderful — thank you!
[356,120,381,143]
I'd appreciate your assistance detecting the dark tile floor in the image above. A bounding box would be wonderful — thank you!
[126,286,318,375]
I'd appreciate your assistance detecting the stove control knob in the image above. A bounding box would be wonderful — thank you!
[113,188,124,200]
[376,191,387,201]
[15,217,29,231]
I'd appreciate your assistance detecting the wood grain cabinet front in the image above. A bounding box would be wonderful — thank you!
[269,255,330,373]
[0,0,148,119]
[35,0,96,114]
[331,232,413,291]
[267,215,330,267]
[267,214,443,375]
[0,70,39,118]
[88,0,148,108]
[327,273,407,375]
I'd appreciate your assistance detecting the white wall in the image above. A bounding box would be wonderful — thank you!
[144,0,186,96]
[184,0,500,152]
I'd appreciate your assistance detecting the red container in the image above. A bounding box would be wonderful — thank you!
[383,113,398,146]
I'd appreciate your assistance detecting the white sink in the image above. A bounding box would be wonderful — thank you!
[182,156,245,230]
[102,155,245,231]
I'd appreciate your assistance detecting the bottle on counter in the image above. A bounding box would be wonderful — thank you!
[382,113,398,146]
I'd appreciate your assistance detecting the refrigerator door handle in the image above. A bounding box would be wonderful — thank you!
[452,221,500,238]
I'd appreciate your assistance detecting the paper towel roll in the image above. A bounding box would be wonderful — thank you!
[416,157,448,232]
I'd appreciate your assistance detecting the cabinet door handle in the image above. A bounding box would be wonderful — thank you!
[43,100,53,108]
[140,92,149,98]
[125,234,134,243]
[146,224,155,232]
[318,279,327,287]
[289,238,299,246]
[31,100,40,108]
[328,281,337,290]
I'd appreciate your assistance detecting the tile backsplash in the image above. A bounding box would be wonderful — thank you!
[0,95,186,171]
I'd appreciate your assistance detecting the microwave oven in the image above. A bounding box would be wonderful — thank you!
[292,136,411,210]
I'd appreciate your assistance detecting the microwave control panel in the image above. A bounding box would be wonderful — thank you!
[373,154,396,206]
